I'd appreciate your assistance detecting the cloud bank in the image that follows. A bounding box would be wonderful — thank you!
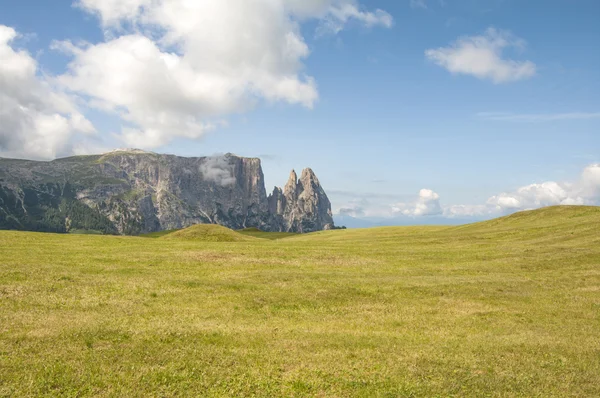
[487,164,600,212]
[0,1,392,159]
[55,0,392,149]
[336,164,600,220]
[391,164,600,218]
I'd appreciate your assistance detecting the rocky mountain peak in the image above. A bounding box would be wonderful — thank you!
[284,169,298,198]
[267,167,334,233]
[300,167,318,182]
[298,168,321,193]
[285,169,297,185]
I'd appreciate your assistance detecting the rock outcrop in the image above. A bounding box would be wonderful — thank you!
[0,150,334,234]
[268,169,334,232]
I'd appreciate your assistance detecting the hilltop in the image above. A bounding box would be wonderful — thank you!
[162,224,257,242]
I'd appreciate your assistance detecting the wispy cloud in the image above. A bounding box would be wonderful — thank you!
[477,112,600,122]
[410,0,427,9]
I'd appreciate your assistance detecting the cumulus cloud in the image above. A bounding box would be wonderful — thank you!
[425,27,536,84]
[331,165,600,222]
[401,164,600,219]
[392,189,443,217]
[340,163,599,222]
[200,155,236,187]
[488,164,600,212]
[58,0,392,149]
[0,25,95,160]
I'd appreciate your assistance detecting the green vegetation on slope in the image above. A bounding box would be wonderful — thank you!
[0,183,117,234]
[0,206,599,397]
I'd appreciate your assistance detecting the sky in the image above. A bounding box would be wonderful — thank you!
[0,0,599,225]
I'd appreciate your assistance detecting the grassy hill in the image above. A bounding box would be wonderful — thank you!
[161,224,257,242]
[449,205,600,236]
[0,206,599,396]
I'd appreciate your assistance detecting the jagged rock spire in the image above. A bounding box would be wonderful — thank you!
[284,169,298,197]
[267,167,334,233]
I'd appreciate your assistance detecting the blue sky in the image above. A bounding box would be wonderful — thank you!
[0,0,599,223]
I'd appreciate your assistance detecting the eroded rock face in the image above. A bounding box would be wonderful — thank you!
[0,150,334,234]
[268,168,334,233]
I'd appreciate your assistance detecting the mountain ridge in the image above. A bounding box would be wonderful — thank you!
[0,151,335,235]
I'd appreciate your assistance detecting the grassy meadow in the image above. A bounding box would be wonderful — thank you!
[1,206,599,397]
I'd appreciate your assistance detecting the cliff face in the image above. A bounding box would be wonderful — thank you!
[0,150,334,234]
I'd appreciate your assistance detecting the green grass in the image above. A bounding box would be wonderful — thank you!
[1,205,599,397]
[139,230,179,239]
[68,229,104,235]
[238,227,298,240]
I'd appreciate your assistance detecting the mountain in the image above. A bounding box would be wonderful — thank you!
[0,150,334,235]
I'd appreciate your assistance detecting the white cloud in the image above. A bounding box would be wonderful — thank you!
[478,112,600,122]
[488,182,572,210]
[200,155,236,187]
[62,0,392,149]
[392,189,443,216]
[425,27,536,84]
[488,164,600,212]
[379,164,600,220]
[0,25,95,160]
[320,3,393,34]
[442,164,600,218]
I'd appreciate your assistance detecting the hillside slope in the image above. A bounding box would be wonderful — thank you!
[444,205,600,245]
